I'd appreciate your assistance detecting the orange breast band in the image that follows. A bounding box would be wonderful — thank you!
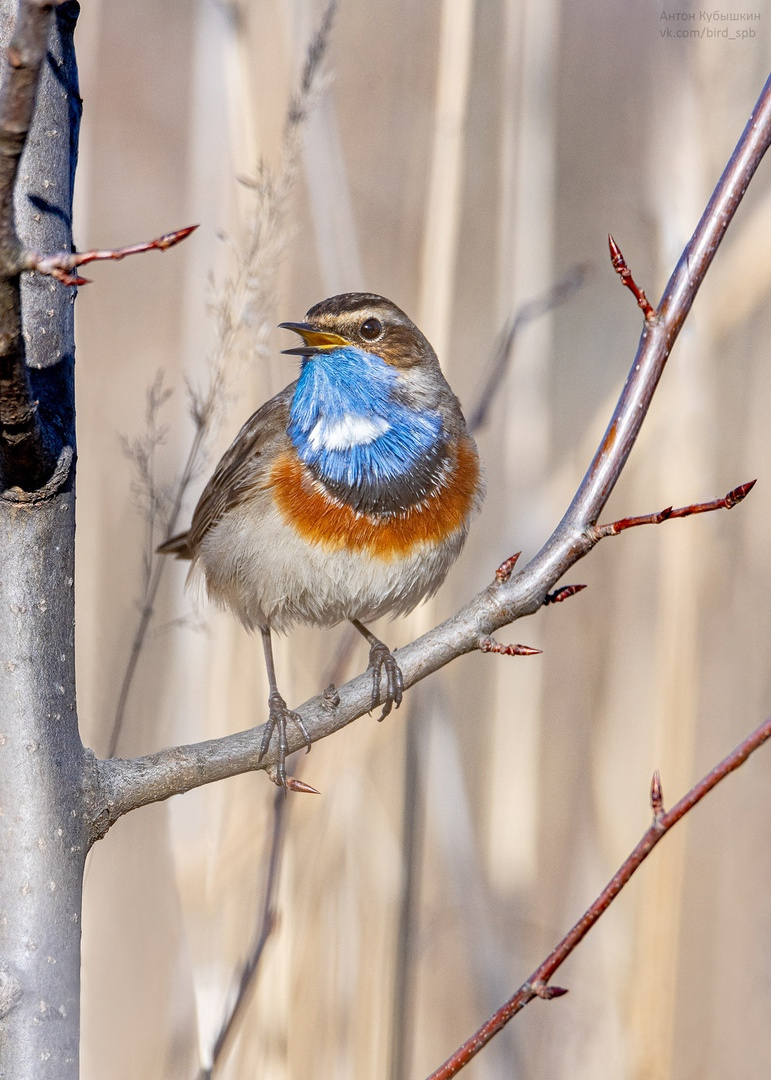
[270,439,480,560]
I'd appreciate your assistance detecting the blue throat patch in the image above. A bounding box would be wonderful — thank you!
[288,346,444,503]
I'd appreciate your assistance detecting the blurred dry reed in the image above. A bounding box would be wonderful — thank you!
[105,0,337,758]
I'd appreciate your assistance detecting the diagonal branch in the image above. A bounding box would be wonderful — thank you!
[91,72,771,836]
[423,714,771,1080]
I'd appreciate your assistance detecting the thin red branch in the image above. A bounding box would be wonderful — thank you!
[23,224,199,286]
[608,234,656,319]
[592,479,756,539]
[425,715,771,1080]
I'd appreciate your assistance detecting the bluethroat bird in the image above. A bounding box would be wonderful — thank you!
[159,293,484,787]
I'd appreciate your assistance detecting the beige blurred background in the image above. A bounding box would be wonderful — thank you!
[71,1,771,1077]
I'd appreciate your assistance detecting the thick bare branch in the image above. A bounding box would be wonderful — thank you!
[0,0,63,260]
[0,0,63,489]
[0,7,84,1075]
[423,714,771,1080]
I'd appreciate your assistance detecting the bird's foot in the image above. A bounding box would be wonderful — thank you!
[367,638,404,721]
[259,690,311,789]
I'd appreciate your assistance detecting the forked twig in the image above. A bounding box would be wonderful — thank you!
[425,715,771,1080]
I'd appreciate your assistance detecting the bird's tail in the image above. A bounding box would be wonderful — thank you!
[156,532,193,560]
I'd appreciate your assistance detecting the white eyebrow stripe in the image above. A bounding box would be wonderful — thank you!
[308,414,391,451]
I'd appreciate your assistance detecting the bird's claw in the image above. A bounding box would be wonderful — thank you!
[368,641,404,721]
[259,691,311,789]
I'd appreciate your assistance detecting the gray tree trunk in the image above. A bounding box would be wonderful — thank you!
[0,5,84,1077]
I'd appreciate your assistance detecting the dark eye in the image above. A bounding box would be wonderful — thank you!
[360,317,383,341]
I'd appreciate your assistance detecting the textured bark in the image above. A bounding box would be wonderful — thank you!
[0,4,82,1078]
[0,480,88,1079]
[0,0,78,489]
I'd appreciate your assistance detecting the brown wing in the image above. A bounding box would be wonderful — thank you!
[159,383,296,559]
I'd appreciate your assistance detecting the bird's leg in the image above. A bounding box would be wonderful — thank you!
[350,619,404,721]
[258,626,310,788]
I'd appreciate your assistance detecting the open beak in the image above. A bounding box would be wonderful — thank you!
[279,321,351,356]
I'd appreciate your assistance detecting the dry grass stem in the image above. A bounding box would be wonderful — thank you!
[107,0,337,758]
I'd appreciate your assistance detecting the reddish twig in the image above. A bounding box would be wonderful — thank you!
[608,234,656,320]
[591,480,756,539]
[479,636,541,657]
[23,224,198,286]
[543,583,587,606]
[425,715,771,1080]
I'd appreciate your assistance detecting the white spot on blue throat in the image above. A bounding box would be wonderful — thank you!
[288,345,443,491]
[308,413,391,451]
